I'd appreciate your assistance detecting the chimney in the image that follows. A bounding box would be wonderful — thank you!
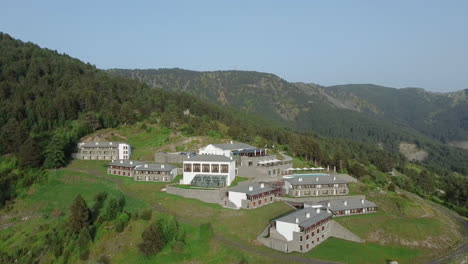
[230,156,233,160]
[298,177,303,182]
[95,142,99,145]
[112,160,115,163]
[316,208,321,213]
[327,202,331,207]
[260,183,265,188]
[230,141,233,144]
[333,176,336,181]
[110,142,113,145]
[130,161,133,165]
[361,199,364,204]
[295,217,299,223]
[187,155,190,159]
[162,164,165,169]
[120,160,123,164]
[144,164,148,168]
[249,186,253,191]
[334,166,336,173]
[316,177,319,181]
[344,200,348,206]
[306,213,310,218]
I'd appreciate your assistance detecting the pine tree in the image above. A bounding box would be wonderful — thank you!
[69,195,90,234]
[17,137,43,168]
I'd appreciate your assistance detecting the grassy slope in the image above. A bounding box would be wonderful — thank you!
[0,126,464,264]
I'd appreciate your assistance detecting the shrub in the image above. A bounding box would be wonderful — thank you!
[139,209,152,220]
[138,222,165,256]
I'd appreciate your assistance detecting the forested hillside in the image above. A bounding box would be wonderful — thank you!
[0,31,466,214]
[109,68,468,175]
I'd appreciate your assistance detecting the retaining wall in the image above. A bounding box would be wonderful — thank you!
[329,220,364,243]
[166,185,224,205]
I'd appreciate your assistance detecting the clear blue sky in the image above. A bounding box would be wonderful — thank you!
[2,0,468,92]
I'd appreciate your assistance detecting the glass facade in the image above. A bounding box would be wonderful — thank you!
[191,174,227,188]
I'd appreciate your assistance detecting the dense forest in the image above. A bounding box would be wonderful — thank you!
[0,32,466,216]
[109,68,468,175]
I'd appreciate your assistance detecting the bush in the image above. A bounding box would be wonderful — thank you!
[138,222,166,256]
[115,212,130,233]
[139,209,152,220]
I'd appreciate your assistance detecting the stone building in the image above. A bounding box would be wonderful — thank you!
[107,160,143,177]
[284,174,351,197]
[75,142,131,160]
[305,198,377,216]
[227,182,277,209]
[134,163,178,182]
[268,207,333,253]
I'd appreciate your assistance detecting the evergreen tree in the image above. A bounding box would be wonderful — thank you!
[69,194,90,234]
[17,137,43,168]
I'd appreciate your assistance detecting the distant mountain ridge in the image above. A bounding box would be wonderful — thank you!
[109,68,468,143]
[109,68,468,173]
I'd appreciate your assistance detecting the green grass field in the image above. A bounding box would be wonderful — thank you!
[0,155,463,264]
[305,238,422,264]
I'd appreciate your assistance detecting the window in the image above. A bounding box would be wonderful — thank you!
[248,161,253,166]
[312,232,314,236]
[306,235,309,240]
[300,236,303,241]
[211,164,219,173]
[322,226,324,231]
[306,243,309,249]
[317,238,320,242]
[221,164,229,173]
[253,202,256,207]
[193,163,201,172]
[202,164,210,173]
[184,164,192,172]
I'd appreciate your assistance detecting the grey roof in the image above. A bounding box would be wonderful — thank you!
[285,174,351,185]
[275,208,332,228]
[185,154,233,162]
[134,163,177,172]
[311,198,377,212]
[80,141,127,148]
[108,160,144,167]
[228,183,275,196]
[211,142,257,150]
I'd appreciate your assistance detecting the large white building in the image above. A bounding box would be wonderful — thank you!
[182,155,236,187]
[199,141,266,157]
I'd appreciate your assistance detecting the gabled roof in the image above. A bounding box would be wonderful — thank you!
[285,174,351,185]
[309,198,377,212]
[108,160,144,167]
[228,183,275,196]
[210,142,257,150]
[134,163,177,172]
[80,141,128,148]
[184,155,233,162]
[275,208,332,229]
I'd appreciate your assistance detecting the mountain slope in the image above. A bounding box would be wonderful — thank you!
[109,68,468,174]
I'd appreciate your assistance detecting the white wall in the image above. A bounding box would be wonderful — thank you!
[276,221,300,241]
[199,145,226,156]
[118,143,131,160]
[182,160,236,185]
[228,191,247,208]
[284,181,292,194]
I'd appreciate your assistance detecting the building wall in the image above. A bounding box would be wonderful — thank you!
[182,160,236,185]
[286,184,349,197]
[118,143,131,160]
[291,219,331,252]
[78,147,119,160]
[134,169,175,182]
[107,166,135,177]
[276,221,300,241]
[228,191,247,208]
[198,145,228,156]
[166,185,224,204]
[240,193,275,209]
